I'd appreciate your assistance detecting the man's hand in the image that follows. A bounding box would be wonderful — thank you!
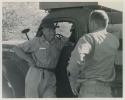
[27,58,36,67]
[70,81,80,96]
[67,68,80,96]
[28,61,35,67]
[13,46,36,68]
[70,82,78,96]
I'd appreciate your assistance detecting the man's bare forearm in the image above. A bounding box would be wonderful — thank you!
[13,46,35,64]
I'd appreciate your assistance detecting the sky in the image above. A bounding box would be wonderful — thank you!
[2,0,123,11]
[98,1,123,11]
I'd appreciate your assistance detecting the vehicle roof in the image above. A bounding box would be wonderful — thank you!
[39,2,98,10]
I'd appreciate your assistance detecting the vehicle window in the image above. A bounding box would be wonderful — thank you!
[54,22,73,41]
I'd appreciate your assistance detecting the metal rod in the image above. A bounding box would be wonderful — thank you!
[25,33,29,40]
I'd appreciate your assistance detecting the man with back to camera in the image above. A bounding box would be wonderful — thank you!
[67,10,119,97]
[13,23,65,98]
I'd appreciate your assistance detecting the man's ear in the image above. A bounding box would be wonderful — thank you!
[89,20,95,33]
[91,20,99,32]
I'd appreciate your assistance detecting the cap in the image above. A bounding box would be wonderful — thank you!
[41,23,55,29]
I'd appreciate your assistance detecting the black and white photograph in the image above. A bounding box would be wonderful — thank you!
[2,1,123,98]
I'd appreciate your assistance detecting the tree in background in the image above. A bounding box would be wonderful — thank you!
[2,2,48,41]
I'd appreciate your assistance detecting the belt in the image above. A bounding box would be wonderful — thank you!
[34,66,55,72]
[77,79,111,86]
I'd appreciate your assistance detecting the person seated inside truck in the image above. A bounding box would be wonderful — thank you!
[13,23,65,98]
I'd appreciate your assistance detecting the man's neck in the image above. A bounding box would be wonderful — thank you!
[48,38,55,44]
[92,28,107,33]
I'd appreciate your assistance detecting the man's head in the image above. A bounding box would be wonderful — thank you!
[89,10,109,32]
[42,23,56,42]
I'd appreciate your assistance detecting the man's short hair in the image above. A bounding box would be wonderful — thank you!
[89,10,109,28]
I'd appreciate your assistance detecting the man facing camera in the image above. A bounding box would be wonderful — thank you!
[13,23,64,98]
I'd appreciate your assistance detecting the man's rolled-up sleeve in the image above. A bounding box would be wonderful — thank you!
[18,37,37,53]
[67,35,93,80]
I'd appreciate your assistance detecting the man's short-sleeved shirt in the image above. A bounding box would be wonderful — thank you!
[19,36,64,69]
[67,30,119,82]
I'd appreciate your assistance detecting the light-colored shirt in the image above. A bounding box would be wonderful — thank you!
[19,36,64,69]
[67,30,119,82]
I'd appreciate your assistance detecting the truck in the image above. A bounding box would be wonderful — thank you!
[2,2,122,98]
